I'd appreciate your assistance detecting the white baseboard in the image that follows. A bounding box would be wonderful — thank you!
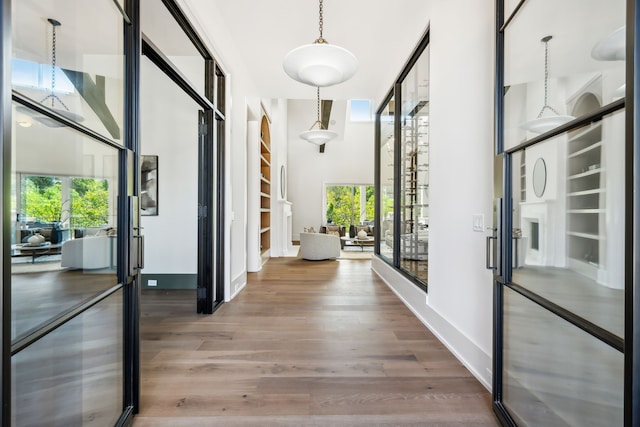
[228,271,247,301]
[371,256,492,391]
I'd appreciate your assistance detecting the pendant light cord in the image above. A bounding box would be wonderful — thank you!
[315,0,327,44]
[51,22,57,107]
[317,87,321,124]
[537,36,560,118]
[309,87,325,130]
[40,18,70,111]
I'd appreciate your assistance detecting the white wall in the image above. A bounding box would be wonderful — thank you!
[288,100,375,240]
[139,58,199,274]
[372,0,496,389]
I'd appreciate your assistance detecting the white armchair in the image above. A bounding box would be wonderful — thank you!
[300,232,341,261]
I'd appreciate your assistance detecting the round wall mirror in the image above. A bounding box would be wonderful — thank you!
[280,165,286,199]
[532,158,547,198]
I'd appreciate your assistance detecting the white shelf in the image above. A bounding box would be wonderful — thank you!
[568,122,602,143]
[567,231,601,240]
[567,189,604,197]
[568,168,603,180]
[567,209,604,214]
[568,141,602,158]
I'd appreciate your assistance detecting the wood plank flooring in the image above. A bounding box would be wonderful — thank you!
[133,258,498,426]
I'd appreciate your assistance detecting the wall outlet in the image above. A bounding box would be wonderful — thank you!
[472,214,484,232]
[148,279,157,287]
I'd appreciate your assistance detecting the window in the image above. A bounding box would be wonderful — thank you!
[18,174,113,240]
[325,184,374,228]
[349,99,373,122]
[375,30,429,291]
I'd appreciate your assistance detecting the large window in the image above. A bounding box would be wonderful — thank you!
[375,30,429,290]
[18,175,112,233]
[325,184,374,229]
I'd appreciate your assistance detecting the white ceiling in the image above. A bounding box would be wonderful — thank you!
[183,0,432,103]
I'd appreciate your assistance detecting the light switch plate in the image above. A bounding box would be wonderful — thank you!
[472,214,484,232]
[148,279,157,287]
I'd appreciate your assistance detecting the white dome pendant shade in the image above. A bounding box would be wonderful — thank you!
[284,41,358,87]
[300,87,337,145]
[283,0,358,87]
[520,36,574,134]
[300,128,338,145]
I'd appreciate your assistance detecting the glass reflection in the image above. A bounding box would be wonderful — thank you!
[12,291,123,426]
[399,45,429,283]
[503,288,623,426]
[511,110,624,337]
[12,0,125,143]
[141,0,206,96]
[11,103,119,339]
[503,0,625,149]
[379,97,395,262]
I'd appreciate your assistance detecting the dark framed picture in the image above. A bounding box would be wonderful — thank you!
[141,155,158,216]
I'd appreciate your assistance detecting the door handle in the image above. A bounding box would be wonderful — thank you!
[135,234,144,270]
[486,234,497,270]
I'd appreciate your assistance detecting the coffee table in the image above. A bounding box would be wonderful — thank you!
[340,236,374,251]
[12,242,63,263]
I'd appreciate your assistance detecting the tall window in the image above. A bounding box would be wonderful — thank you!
[325,184,374,228]
[375,31,429,290]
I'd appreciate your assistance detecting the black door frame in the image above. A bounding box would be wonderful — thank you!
[493,0,639,425]
[141,0,225,314]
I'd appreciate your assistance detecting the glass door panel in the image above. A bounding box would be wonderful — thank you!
[12,290,123,426]
[141,0,206,96]
[11,102,119,340]
[12,0,126,142]
[510,110,624,338]
[503,288,623,426]
[503,0,625,150]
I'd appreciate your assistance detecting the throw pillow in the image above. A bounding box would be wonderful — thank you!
[327,225,340,232]
[327,230,340,238]
[303,226,316,233]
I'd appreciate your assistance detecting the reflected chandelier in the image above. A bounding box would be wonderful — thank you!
[283,0,358,87]
[520,36,573,133]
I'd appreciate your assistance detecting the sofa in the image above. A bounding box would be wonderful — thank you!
[61,235,115,269]
[300,232,341,261]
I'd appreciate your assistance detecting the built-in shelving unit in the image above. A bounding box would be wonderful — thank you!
[259,114,271,262]
[567,117,603,278]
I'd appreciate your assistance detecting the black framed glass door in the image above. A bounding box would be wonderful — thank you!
[493,0,635,425]
[139,0,225,314]
[3,0,140,424]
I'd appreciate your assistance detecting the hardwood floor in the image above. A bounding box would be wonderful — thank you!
[134,258,498,426]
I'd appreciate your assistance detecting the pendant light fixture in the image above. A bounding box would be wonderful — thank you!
[38,18,84,124]
[283,0,358,87]
[300,87,337,145]
[520,36,573,134]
